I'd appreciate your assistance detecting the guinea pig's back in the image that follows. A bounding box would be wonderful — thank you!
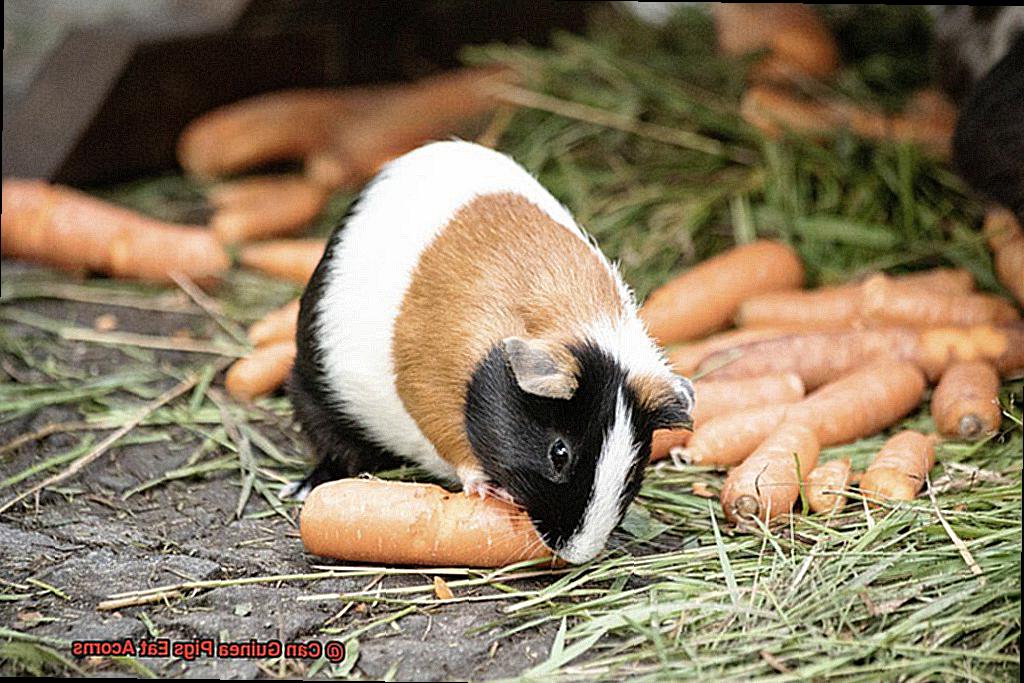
[305,141,593,476]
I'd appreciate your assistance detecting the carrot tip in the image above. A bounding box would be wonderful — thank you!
[958,414,984,440]
[731,495,761,520]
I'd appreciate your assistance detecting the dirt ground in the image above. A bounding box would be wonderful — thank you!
[0,263,563,679]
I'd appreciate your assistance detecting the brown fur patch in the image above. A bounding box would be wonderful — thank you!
[392,192,624,471]
[630,374,680,414]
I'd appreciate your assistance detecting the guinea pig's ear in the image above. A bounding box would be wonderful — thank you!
[637,374,694,429]
[501,337,578,400]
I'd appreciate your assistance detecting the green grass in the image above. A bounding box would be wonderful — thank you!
[1,4,1021,680]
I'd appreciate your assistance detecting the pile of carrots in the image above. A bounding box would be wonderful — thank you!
[640,237,1021,529]
[714,3,958,158]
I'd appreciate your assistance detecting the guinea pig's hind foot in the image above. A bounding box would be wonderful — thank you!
[458,466,514,504]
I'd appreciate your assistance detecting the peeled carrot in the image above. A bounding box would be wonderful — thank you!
[859,431,938,502]
[805,458,852,514]
[179,67,509,188]
[300,479,552,567]
[225,340,296,401]
[238,238,326,284]
[650,428,693,462]
[736,284,863,330]
[720,421,820,526]
[667,327,797,375]
[640,240,804,345]
[930,361,1002,440]
[1,179,230,283]
[649,373,804,462]
[860,274,1019,327]
[684,361,925,466]
[680,403,789,467]
[208,176,329,244]
[714,4,840,81]
[741,86,955,156]
[692,374,805,427]
[699,324,1024,387]
[984,209,1024,306]
[735,269,976,330]
[248,299,300,347]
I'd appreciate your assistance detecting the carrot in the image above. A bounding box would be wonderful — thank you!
[225,340,296,401]
[699,324,1024,387]
[984,209,1024,306]
[684,361,925,466]
[860,274,1019,327]
[650,428,692,462]
[667,327,797,375]
[805,458,852,514]
[299,479,552,567]
[640,240,804,345]
[679,403,789,467]
[237,238,326,284]
[179,67,509,188]
[208,175,329,244]
[915,324,1024,379]
[1,178,230,283]
[735,269,976,330]
[741,86,955,156]
[736,284,863,330]
[930,361,1002,440]
[248,299,300,347]
[719,422,820,526]
[713,4,840,81]
[692,374,805,428]
[859,431,938,502]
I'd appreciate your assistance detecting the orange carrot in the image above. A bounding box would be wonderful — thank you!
[667,327,797,375]
[805,458,852,514]
[860,274,1019,327]
[719,421,820,526]
[741,86,954,156]
[692,374,805,428]
[650,428,692,462]
[714,4,840,81]
[225,340,296,401]
[915,324,1024,379]
[1,179,230,283]
[684,361,925,467]
[679,403,789,467]
[179,67,510,188]
[699,324,1024,387]
[736,284,863,330]
[984,209,1024,306]
[735,269,976,330]
[640,240,804,345]
[248,299,300,347]
[892,268,974,295]
[930,361,1002,440]
[859,431,938,502]
[238,238,326,284]
[300,479,552,567]
[208,175,328,244]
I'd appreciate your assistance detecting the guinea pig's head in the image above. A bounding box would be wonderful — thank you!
[465,336,693,564]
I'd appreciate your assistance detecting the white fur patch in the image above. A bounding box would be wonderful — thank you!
[559,389,638,564]
[584,311,680,388]
[313,141,594,480]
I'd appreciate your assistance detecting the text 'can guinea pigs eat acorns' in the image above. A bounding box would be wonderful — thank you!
[285,141,694,564]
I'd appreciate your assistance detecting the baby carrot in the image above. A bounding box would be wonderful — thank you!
[300,479,552,567]
[930,361,1002,440]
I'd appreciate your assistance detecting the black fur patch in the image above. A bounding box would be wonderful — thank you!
[953,35,1024,219]
[465,341,665,553]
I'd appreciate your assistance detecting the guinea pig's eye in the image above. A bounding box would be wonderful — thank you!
[548,439,571,479]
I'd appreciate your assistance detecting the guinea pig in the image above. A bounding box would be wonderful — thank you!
[285,140,694,564]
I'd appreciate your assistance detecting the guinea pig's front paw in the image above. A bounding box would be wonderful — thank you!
[458,466,515,504]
